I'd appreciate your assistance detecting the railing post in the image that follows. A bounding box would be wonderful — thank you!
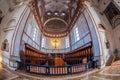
[67,66,72,74]
[46,66,50,75]
[94,60,98,68]
[26,63,30,72]
[86,63,89,71]
[16,61,21,69]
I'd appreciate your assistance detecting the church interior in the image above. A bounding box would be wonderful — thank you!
[0,0,120,80]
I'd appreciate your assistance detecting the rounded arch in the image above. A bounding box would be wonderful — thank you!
[44,18,68,33]
[11,8,31,57]
[44,17,68,26]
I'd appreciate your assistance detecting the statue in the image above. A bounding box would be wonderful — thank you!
[1,39,9,52]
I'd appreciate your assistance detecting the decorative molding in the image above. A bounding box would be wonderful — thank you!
[112,15,120,27]
[31,0,83,38]
[3,27,15,32]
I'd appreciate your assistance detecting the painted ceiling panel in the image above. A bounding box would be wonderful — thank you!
[44,0,71,12]
[44,18,68,33]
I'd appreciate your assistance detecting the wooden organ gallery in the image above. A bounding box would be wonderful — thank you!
[0,0,120,77]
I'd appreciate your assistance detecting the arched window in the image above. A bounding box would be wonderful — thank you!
[61,12,66,16]
[54,11,59,16]
[74,26,80,42]
[32,28,37,41]
[47,12,51,16]
[41,37,46,48]
[66,37,70,48]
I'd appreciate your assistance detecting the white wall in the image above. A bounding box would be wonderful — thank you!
[113,25,120,51]
[84,0,120,68]
[84,1,108,68]
[98,0,112,12]
[0,0,9,17]
[22,13,41,50]
[0,0,30,70]
[112,0,120,51]
[13,7,30,57]
[41,35,70,53]
[70,13,91,50]
[97,0,120,53]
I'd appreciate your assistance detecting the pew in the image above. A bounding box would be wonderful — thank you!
[64,41,93,65]
[20,43,47,65]
[17,41,96,75]
[19,41,93,66]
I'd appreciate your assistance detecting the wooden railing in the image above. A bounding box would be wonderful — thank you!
[41,47,70,53]
[18,41,96,76]
[20,42,93,63]
[20,43,47,65]
[24,63,87,76]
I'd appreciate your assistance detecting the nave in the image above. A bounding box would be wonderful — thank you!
[0,0,120,79]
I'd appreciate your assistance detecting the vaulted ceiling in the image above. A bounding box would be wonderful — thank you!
[42,0,74,34]
[31,0,101,37]
[44,0,71,12]
[32,0,81,36]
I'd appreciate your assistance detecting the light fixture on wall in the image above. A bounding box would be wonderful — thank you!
[106,40,110,49]
[0,53,2,64]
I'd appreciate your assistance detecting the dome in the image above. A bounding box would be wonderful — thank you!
[44,18,68,33]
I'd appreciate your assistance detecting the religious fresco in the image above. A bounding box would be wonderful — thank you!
[105,2,120,29]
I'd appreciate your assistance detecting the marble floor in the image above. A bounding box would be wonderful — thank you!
[0,60,120,80]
